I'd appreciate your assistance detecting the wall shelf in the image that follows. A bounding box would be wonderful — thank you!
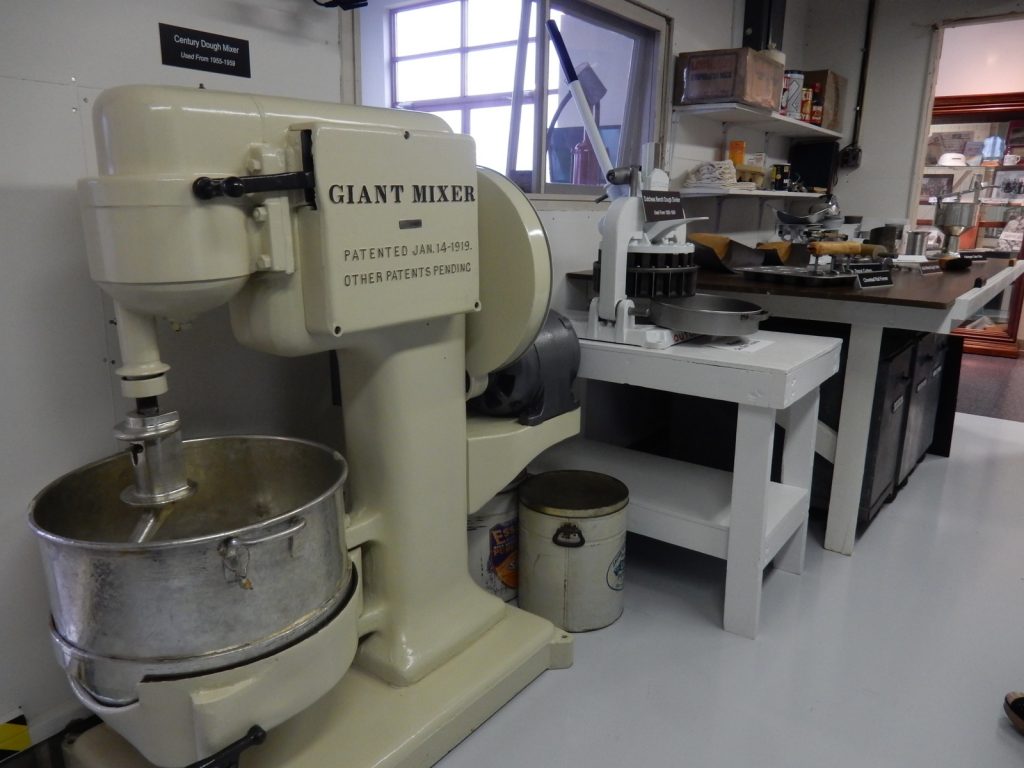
[673,102,843,139]
[679,187,825,231]
[922,164,1011,170]
[679,188,822,200]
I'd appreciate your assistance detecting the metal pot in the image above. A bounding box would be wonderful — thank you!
[29,435,352,706]
[650,293,768,337]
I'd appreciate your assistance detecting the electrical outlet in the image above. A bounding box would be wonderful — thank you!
[840,145,863,169]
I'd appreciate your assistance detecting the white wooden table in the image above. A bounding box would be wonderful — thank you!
[700,259,1024,555]
[532,326,841,638]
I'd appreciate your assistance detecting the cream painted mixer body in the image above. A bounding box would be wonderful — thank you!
[29,85,579,768]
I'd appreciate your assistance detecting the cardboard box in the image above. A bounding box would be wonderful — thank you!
[801,69,845,131]
[674,48,784,110]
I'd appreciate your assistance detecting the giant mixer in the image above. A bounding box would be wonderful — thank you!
[28,85,580,768]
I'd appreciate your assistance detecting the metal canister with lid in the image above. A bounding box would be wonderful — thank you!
[518,470,628,632]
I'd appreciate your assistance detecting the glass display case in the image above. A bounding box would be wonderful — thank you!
[914,94,1024,357]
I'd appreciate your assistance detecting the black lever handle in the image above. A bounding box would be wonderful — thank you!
[194,128,317,207]
[186,725,266,768]
[193,170,314,200]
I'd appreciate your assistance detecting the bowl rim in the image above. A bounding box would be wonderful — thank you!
[27,435,347,552]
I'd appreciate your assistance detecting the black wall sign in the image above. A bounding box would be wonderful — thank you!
[159,23,251,78]
[640,190,684,222]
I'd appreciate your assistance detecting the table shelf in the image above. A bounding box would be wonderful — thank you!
[565,324,841,410]
[527,325,836,637]
[532,438,809,564]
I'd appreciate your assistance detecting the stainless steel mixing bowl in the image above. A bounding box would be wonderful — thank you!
[29,435,352,705]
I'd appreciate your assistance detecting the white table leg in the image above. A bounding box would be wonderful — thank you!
[823,323,883,555]
[723,403,776,638]
[773,389,819,574]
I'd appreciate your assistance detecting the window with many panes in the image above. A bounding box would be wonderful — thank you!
[373,0,670,195]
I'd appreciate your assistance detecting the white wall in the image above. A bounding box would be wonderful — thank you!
[538,208,606,313]
[0,0,345,742]
[936,17,1024,96]
[803,0,1024,223]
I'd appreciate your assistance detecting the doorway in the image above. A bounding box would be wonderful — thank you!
[916,17,1024,360]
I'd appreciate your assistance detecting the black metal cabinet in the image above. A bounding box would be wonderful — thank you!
[858,335,916,522]
[624,320,955,531]
[898,334,948,486]
[760,320,953,527]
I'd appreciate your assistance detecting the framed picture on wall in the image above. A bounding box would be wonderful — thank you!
[920,173,954,203]
[993,168,1024,198]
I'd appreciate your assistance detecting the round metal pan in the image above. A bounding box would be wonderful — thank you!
[649,293,768,337]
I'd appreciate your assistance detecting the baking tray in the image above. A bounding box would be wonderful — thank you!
[735,265,859,287]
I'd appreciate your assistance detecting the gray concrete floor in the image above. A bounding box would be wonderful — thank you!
[439,413,1024,767]
[958,353,1024,422]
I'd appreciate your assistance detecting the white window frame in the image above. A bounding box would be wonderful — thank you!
[359,0,672,199]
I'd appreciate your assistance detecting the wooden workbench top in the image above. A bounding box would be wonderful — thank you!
[694,259,1016,309]
[567,259,1018,310]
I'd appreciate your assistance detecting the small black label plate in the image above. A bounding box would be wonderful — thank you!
[159,23,251,78]
[918,263,942,275]
[641,190,684,222]
[856,269,894,288]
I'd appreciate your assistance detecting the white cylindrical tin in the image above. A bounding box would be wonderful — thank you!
[467,479,521,602]
[781,71,804,116]
[518,470,628,632]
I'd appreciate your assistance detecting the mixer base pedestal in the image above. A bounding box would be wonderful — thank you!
[65,605,572,768]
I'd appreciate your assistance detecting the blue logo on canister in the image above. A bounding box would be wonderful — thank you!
[606,543,625,591]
